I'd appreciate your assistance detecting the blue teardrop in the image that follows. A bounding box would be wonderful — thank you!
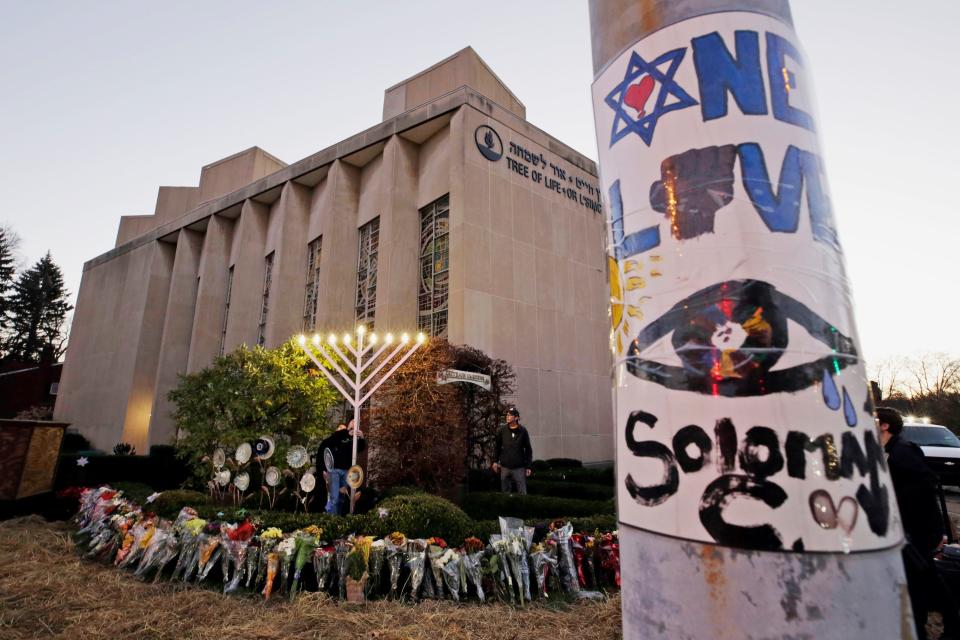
[822,370,840,410]
[843,387,858,427]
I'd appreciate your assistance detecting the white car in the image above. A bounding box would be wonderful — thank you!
[901,422,960,486]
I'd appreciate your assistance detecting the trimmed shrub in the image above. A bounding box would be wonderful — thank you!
[525,479,614,501]
[112,481,154,505]
[461,492,614,520]
[153,490,210,518]
[367,494,474,543]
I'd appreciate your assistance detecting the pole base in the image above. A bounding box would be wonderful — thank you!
[619,523,916,639]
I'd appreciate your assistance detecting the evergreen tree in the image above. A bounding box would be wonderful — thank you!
[5,252,72,363]
[0,226,17,340]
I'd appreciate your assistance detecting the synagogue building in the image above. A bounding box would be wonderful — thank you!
[54,48,613,462]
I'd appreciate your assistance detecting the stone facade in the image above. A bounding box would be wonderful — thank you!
[54,47,613,462]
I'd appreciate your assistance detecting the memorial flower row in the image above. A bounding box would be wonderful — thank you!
[73,486,621,603]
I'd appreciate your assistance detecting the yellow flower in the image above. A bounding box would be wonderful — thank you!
[261,527,284,540]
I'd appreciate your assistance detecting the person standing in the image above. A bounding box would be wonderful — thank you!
[877,406,960,639]
[492,407,533,494]
[317,420,365,514]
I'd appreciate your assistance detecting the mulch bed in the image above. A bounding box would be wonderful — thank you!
[0,516,621,639]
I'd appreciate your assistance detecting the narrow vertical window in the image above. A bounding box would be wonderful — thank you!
[219,265,234,356]
[257,252,274,346]
[302,236,322,331]
[418,194,449,337]
[355,218,380,329]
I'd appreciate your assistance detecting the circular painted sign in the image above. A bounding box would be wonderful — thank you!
[475,125,503,161]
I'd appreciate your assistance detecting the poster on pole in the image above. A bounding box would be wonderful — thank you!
[592,12,901,552]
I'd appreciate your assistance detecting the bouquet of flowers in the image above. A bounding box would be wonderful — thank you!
[171,517,206,581]
[547,522,579,594]
[276,536,296,595]
[366,539,386,600]
[245,541,261,589]
[426,537,448,599]
[334,540,352,600]
[404,539,428,600]
[529,541,559,598]
[461,537,486,601]
[253,527,284,587]
[312,545,335,592]
[496,517,532,604]
[598,531,620,588]
[384,532,406,599]
[118,518,156,569]
[133,527,178,580]
[194,522,223,583]
[221,521,257,593]
[438,548,464,602]
[262,551,281,600]
[289,527,321,601]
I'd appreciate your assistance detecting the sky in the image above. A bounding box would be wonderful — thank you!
[1,1,957,365]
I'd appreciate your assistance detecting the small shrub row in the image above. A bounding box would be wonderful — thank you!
[461,491,614,520]
[524,478,614,501]
[535,466,614,485]
[529,458,584,471]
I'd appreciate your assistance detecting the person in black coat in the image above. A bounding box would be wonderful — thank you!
[317,420,365,514]
[878,406,959,639]
[492,407,533,494]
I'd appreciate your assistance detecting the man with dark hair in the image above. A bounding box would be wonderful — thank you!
[317,420,365,514]
[877,406,959,639]
[492,407,533,494]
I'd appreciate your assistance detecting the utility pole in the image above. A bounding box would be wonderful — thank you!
[588,1,915,637]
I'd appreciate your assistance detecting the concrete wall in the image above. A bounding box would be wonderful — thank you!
[383,47,525,121]
[452,106,612,462]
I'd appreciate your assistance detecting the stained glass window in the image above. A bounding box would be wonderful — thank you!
[418,195,450,337]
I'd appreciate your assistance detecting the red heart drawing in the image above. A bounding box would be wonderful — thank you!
[624,75,656,118]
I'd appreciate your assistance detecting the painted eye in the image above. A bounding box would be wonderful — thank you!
[625,279,857,397]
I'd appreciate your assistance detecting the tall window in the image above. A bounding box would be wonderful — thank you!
[418,194,449,337]
[257,252,274,346]
[355,218,380,329]
[219,265,234,356]
[302,236,322,331]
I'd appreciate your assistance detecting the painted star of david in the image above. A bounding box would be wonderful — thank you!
[605,47,698,147]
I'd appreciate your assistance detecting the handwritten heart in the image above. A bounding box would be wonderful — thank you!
[809,490,859,535]
[624,75,655,118]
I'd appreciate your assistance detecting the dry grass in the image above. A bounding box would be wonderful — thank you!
[0,516,621,640]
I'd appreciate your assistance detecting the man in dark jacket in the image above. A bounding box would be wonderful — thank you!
[492,407,533,494]
[317,420,366,514]
[878,406,959,639]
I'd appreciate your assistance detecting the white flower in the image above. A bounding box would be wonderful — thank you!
[76,456,89,467]
[277,537,296,556]
[146,492,161,504]
[378,508,389,519]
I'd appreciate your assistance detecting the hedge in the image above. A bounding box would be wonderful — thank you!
[529,458,584,471]
[525,479,614,501]
[461,492,614,520]
[534,466,614,485]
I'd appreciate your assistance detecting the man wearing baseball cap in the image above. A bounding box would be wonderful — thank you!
[492,407,533,494]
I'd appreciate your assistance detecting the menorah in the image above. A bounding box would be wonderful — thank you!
[297,326,426,512]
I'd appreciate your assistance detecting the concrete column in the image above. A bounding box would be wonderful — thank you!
[186,215,235,373]
[148,228,203,447]
[120,241,176,453]
[223,200,269,352]
[375,135,421,330]
[445,107,468,346]
[314,160,361,330]
[263,182,312,347]
[589,1,914,637]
